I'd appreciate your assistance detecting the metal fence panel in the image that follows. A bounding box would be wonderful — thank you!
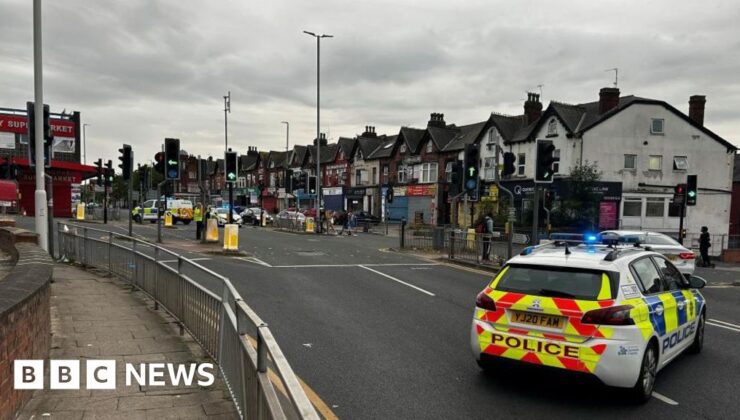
[56,222,318,420]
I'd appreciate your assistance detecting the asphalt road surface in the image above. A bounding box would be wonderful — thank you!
[22,217,740,419]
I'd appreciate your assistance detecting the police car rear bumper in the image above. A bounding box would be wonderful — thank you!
[471,320,645,388]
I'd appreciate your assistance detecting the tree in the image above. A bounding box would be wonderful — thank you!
[552,160,603,231]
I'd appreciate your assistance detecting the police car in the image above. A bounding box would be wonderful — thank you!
[471,237,707,402]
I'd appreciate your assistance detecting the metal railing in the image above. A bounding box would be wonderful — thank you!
[56,222,318,420]
[273,217,306,232]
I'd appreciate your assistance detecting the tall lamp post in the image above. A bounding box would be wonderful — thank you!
[281,121,290,211]
[223,91,231,150]
[303,30,332,233]
[281,121,289,152]
[82,123,90,203]
[33,0,48,251]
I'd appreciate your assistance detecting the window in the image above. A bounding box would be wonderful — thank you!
[382,165,389,183]
[487,129,499,145]
[445,161,453,182]
[646,233,680,246]
[673,156,688,171]
[547,119,557,136]
[651,118,665,134]
[631,257,664,294]
[623,198,642,217]
[484,157,495,180]
[415,162,438,183]
[494,265,616,301]
[400,144,407,153]
[398,166,407,183]
[189,171,196,179]
[624,154,636,169]
[652,257,686,291]
[645,197,665,217]
[517,153,526,176]
[372,167,377,184]
[648,155,662,171]
[553,149,561,174]
[355,169,362,185]
[426,142,433,153]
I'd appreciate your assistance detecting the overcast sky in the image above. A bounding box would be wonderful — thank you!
[1,0,739,166]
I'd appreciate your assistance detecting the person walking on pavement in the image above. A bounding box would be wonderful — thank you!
[194,203,203,240]
[699,226,714,268]
[349,210,358,236]
[482,213,494,261]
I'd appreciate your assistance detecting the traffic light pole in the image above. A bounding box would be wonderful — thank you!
[678,194,686,245]
[128,173,133,236]
[228,182,233,224]
[494,145,515,259]
[531,186,540,246]
[156,180,167,243]
[103,185,108,224]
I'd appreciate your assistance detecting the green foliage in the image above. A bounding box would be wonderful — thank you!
[551,161,603,231]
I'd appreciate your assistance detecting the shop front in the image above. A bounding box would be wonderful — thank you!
[261,188,278,214]
[406,184,436,225]
[345,187,366,212]
[387,186,408,221]
[323,187,344,211]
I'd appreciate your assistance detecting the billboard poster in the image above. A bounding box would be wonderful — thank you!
[599,201,618,229]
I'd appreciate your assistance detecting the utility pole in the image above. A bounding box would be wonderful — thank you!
[224,91,230,150]
[531,186,540,246]
[282,121,290,152]
[33,0,48,251]
[304,31,333,233]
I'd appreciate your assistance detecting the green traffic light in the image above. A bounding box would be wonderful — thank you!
[688,191,696,197]
[227,173,236,180]
[167,160,177,165]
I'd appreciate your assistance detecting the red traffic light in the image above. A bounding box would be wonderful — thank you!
[675,184,685,194]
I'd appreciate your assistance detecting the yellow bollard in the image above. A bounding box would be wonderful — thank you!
[223,224,239,251]
[305,217,315,233]
[206,219,219,242]
[466,228,476,250]
[76,203,85,220]
[164,211,173,227]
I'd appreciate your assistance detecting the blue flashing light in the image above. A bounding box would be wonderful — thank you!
[584,233,599,244]
[520,246,535,256]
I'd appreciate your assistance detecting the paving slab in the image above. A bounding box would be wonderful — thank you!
[17,263,239,420]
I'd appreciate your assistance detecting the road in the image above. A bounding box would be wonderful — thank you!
[20,217,740,419]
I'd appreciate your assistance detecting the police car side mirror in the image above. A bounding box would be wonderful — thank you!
[688,275,707,289]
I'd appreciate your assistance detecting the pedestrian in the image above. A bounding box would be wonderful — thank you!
[338,211,348,236]
[349,211,358,236]
[699,226,713,268]
[194,203,203,240]
[482,213,494,261]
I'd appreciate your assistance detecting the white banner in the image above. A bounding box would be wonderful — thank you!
[0,132,15,149]
[53,137,75,153]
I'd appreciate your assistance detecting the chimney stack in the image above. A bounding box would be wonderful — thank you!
[362,125,377,137]
[427,112,446,128]
[524,93,543,125]
[598,87,620,114]
[689,95,706,126]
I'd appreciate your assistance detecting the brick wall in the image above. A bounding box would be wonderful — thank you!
[0,284,51,418]
[0,227,53,420]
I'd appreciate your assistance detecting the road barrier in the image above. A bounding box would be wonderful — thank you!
[56,222,319,420]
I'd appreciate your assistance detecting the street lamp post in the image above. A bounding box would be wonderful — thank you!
[282,121,290,211]
[223,91,232,223]
[33,0,48,252]
[303,30,332,233]
[82,123,90,164]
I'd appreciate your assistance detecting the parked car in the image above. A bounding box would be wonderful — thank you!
[277,210,306,222]
[354,211,380,225]
[240,207,274,224]
[599,230,696,274]
[214,208,243,227]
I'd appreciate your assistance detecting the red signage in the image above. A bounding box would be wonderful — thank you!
[598,201,618,229]
[0,113,76,137]
[406,185,435,197]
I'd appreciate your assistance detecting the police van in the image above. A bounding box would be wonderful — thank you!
[133,199,193,224]
[471,235,707,402]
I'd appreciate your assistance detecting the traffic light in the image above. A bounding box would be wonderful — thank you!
[386,185,394,204]
[42,104,52,147]
[686,175,698,206]
[118,144,132,181]
[285,169,294,193]
[308,176,317,195]
[448,161,463,196]
[463,144,480,192]
[224,149,238,184]
[164,138,180,180]
[154,152,165,174]
[535,139,556,183]
[104,160,113,187]
[96,158,103,186]
[543,189,553,208]
[502,152,516,177]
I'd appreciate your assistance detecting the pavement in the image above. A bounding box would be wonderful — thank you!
[18,263,238,420]
[13,216,740,419]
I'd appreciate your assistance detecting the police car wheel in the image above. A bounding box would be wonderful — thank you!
[688,312,705,354]
[632,344,657,403]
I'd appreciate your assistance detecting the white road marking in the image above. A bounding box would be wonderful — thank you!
[706,321,740,333]
[270,263,440,268]
[653,391,679,406]
[237,256,273,267]
[358,265,436,297]
[708,318,740,329]
[189,257,212,261]
[159,259,177,263]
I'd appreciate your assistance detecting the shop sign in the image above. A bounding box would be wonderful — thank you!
[406,184,435,196]
[393,186,407,197]
[346,187,366,198]
[0,114,76,137]
[403,156,421,165]
[323,187,343,196]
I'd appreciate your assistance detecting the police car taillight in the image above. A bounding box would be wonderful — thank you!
[581,305,635,326]
[679,252,695,260]
[475,291,497,311]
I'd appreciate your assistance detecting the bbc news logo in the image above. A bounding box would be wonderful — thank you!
[14,360,215,390]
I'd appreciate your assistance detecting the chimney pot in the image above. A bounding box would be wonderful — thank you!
[524,92,543,125]
[689,95,706,126]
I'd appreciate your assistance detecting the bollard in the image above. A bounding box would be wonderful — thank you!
[450,230,455,259]
[400,218,406,248]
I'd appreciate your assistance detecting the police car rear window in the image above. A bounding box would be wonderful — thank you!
[494,264,619,301]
